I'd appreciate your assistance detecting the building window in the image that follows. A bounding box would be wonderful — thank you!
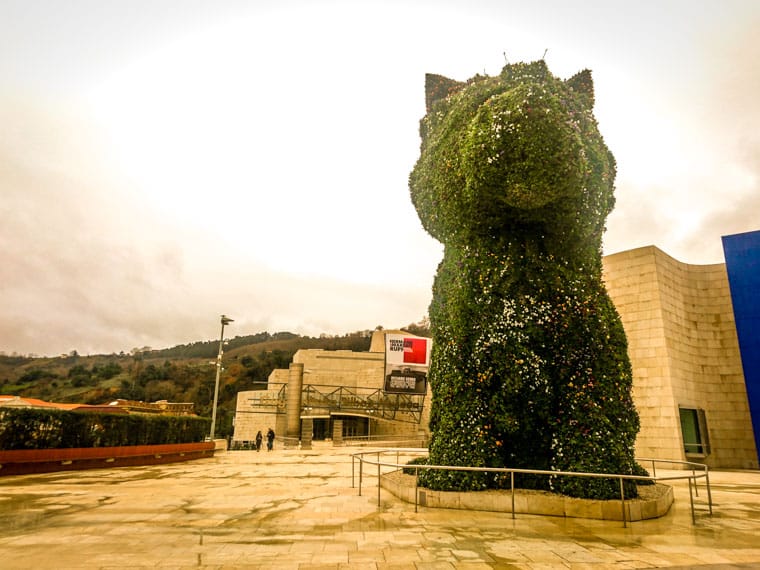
[679,407,710,456]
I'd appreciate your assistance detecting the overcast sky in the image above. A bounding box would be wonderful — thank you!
[2,0,759,357]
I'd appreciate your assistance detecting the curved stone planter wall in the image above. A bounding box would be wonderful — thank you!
[0,442,215,476]
[381,471,673,522]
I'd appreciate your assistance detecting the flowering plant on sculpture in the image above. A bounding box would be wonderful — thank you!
[409,60,645,500]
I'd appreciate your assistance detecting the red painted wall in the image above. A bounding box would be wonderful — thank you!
[0,442,215,476]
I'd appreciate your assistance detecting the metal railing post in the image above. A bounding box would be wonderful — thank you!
[687,476,696,525]
[705,467,713,516]
[414,466,419,513]
[358,455,363,496]
[377,460,381,506]
[620,477,627,528]
[510,471,515,519]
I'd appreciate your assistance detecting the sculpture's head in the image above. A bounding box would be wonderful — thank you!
[410,60,616,252]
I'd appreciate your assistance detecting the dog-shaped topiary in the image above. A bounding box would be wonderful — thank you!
[410,61,643,499]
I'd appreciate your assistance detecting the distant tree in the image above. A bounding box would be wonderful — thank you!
[68,365,92,387]
[117,380,145,401]
[271,331,298,341]
[402,316,431,337]
[145,380,175,402]
[137,364,168,387]
[19,368,58,384]
[93,361,122,380]
[0,354,32,366]
[67,365,90,378]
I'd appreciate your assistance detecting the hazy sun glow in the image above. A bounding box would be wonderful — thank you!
[3,0,760,355]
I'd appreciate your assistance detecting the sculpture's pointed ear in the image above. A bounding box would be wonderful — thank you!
[425,73,465,113]
[566,69,595,108]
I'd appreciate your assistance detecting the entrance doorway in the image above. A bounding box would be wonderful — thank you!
[337,416,370,438]
[312,418,329,441]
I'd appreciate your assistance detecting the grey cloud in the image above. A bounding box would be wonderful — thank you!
[604,181,674,256]
[0,141,431,356]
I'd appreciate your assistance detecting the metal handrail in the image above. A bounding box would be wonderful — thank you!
[242,383,424,421]
[301,384,424,423]
[343,435,428,448]
[351,449,712,527]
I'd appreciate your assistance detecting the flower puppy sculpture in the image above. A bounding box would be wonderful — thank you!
[409,60,644,499]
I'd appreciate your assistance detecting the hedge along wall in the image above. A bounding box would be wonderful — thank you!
[0,407,210,450]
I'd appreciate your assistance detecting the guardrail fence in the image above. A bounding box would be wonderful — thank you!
[351,448,712,528]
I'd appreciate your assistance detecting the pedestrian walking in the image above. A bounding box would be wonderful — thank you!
[266,428,275,451]
[255,430,263,452]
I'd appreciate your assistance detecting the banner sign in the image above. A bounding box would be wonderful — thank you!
[383,333,432,394]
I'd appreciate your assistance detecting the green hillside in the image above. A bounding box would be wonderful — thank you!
[0,323,429,438]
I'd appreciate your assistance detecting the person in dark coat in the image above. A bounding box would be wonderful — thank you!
[266,428,275,451]
[255,430,263,452]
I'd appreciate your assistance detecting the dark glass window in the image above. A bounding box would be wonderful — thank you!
[679,407,710,455]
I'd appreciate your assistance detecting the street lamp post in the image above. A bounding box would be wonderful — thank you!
[210,314,233,440]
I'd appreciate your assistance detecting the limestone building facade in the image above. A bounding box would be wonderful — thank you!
[603,245,757,469]
[233,331,431,447]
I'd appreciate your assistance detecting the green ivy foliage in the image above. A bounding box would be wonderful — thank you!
[410,60,644,499]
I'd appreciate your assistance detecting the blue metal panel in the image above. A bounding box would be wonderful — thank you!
[722,230,760,460]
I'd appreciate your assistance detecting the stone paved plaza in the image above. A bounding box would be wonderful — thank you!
[1,444,759,569]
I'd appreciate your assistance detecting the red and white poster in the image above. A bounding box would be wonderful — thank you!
[384,333,432,394]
